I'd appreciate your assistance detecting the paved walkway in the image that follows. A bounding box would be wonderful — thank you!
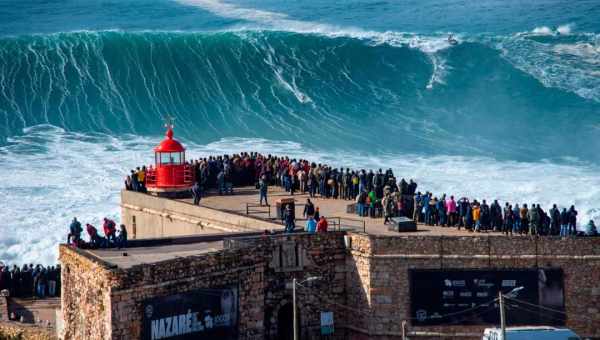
[182,186,517,237]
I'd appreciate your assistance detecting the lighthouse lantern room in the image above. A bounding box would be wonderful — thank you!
[145,121,194,197]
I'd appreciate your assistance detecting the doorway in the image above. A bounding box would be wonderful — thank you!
[277,302,294,340]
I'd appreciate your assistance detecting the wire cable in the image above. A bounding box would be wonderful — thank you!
[504,296,567,315]
[295,280,500,323]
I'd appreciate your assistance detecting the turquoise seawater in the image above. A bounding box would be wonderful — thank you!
[0,0,599,264]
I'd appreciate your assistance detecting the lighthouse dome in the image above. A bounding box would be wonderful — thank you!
[153,127,185,153]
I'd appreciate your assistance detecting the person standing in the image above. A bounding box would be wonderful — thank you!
[480,200,490,231]
[314,207,320,222]
[520,204,529,235]
[350,172,358,198]
[131,169,139,191]
[472,203,481,232]
[138,166,146,192]
[217,170,225,195]
[0,265,8,294]
[413,192,422,222]
[103,218,117,245]
[308,172,317,198]
[68,218,82,245]
[490,200,502,232]
[568,205,578,235]
[550,204,561,235]
[117,224,128,249]
[34,268,46,298]
[305,216,317,233]
[303,199,315,218]
[560,207,569,236]
[10,265,21,297]
[316,216,328,232]
[408,179,417,195]
[356,191,367,217]
[512,204,521,234]
[528,204,539,236]
[437,195,447,227]
[191,182,202,205]
[47,266,57,297]
[465,201,473,230]
[124,175,133,190]
[298,168,307,194]
[259,176,269,206]
[383,194,394,225]
[284,205,295,233]
[503,204,514,236]
[446,196,457,227]
[86,224,102,248]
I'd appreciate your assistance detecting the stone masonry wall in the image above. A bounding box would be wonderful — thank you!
[260,233,347,340]
[61,229,600,339]
[61,232,348,340]
[0,322,56,340]
[0,296,7,322]
[346,234,600,339]
[108,246,265,340]
[59,246,116,340]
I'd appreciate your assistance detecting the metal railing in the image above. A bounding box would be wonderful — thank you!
[245,203,271,218]
[327,216,366,233]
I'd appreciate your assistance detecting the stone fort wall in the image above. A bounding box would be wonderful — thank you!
[60,232,600,339]
[59,232,348,340]
[346,234,600,339]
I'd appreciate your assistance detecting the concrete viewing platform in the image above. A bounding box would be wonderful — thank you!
[178,185,522,237]
[88,240,224,269]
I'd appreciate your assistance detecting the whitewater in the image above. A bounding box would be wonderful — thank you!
[1,0,600,264]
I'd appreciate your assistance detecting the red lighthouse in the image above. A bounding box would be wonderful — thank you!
[145,122,194,197]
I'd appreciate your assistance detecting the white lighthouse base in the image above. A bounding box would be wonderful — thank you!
[146,186,192,198]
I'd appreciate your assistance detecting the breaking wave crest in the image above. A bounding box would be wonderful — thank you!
[1,29,599,161]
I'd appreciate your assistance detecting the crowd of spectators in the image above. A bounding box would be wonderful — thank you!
[67,217,128,249]
[412,194,594,236]
[0,262,60,298]
[126,152,592,236]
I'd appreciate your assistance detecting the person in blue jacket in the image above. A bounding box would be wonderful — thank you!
[305,216,317,233]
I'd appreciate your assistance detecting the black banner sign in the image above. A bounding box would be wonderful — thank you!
[410,268,564,326]
[142,286,238,340]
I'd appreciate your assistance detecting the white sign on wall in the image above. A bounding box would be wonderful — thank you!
[320,311,334,335]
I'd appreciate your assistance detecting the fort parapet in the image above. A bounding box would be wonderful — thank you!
[58,187,600,339]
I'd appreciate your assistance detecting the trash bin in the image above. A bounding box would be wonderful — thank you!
[276,198,295,221]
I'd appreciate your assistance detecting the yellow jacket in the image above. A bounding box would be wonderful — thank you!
[138,170,145,182]
[472,206,481,221]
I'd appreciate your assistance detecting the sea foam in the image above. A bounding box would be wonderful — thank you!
[2,127,599,265]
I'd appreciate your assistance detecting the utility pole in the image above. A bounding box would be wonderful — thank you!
[401,320,407,340]
[499,291,506,340]
[293,277,298,340]
[291,276,320,340]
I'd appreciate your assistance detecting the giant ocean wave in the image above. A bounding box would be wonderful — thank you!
[1,29,599,161]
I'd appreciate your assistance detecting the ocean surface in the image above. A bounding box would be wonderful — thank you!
[1,0,599,264]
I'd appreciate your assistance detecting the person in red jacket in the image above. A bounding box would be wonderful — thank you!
[316,216,328,233]
[86,224,102,248]
[103,218,117,245]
